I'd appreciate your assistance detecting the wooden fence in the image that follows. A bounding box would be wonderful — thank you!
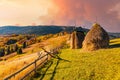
[4,51,50,80]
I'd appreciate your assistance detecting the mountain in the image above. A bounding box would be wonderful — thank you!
[108,32,120,39]
[0,25,88,35]
[0,25,119,38]
[0,25,73,35]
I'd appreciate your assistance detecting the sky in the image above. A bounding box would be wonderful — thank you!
[0,0,120,32]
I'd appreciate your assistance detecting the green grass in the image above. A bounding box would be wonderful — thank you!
[31,38,120,80]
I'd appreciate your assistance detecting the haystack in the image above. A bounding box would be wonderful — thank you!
[82,23,109,51]
[70,28,85,49]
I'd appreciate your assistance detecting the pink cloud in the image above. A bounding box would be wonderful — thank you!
[40,0,120,32]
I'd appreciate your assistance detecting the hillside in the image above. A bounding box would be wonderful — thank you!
[0,26,62,35]
[31,38,120,80]
[0,35,68,79]
[0,26,75,35]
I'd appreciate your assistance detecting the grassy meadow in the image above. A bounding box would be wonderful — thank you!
[31,38,120,80]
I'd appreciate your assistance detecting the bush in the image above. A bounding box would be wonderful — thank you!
[23,42,27,48]
[6,39,17,45]
[0,48,5,57]
[6,46,11,55]
[17,48,23,54]
[14,44,18,51]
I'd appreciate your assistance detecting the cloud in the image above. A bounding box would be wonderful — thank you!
[0,0,120,32]
[0,0,54,25]
[40,0,120,32]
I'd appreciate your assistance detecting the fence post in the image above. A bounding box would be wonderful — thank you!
[34,59,37,74]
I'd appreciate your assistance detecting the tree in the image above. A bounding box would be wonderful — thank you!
[17,48,23,54]
[23,41,27,48]
[14,44,18,51]
[6,39,17,45]
[10,46,14,53]
[6,46,11,55]
[0,48,5,57]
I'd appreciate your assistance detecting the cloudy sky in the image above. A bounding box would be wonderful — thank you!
[0,0,120,32]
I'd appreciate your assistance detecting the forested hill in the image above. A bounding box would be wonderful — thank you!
[0,25,88,35]
[0,26,70,35]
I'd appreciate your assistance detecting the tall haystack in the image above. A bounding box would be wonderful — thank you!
[82,23,109,51]
[70,27,85,49]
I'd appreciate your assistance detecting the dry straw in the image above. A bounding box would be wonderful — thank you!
[82,23,109,51]
[70,31,85,49]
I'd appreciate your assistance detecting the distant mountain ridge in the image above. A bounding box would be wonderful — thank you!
[108,32,120,39]
[0,25,119,38]
[0,25,78,35]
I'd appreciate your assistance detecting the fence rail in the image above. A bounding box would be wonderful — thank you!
[3,47,61,80]
[4,51,49,80]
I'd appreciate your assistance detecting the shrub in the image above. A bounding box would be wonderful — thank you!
[14,44,18,51]
[6,46,11,55]
[17,48,23,54]
[6,39,17,45]
[23,42,27,48]
[0,48,5,57]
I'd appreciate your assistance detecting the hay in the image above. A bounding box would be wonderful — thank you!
[70,31,85,49]
[70,31,75,49]
[82,23,109,51]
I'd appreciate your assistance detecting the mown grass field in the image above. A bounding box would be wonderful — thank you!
[31,38,120,80]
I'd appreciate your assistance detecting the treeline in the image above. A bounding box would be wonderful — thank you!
[0,34,36,57]
[0,42,26,57]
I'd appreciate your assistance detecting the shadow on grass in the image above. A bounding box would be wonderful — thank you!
[50,56,71,80]
[109,44,120,48]
[33,61,53,80]
[50,59,60,80]
[32,57,70,80]
[31,49,71,80]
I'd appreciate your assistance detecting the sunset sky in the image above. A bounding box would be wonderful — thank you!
[0,0,120,32]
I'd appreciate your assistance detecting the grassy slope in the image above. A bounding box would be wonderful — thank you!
[32,38,120,80]
[0,35,68,79]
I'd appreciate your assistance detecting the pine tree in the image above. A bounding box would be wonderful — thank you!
[0,48,5,57]
[10,47,14,53]
[17,48,23,54]
[23,41,27,48]
[6,46,11,55]
[14,44,18,51]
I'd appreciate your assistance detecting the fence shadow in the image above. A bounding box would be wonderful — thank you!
[109,43,120,48]
[50,57,70,80]
[33,57,70,80]
[33,60,53,80]
[50,59,60,80]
